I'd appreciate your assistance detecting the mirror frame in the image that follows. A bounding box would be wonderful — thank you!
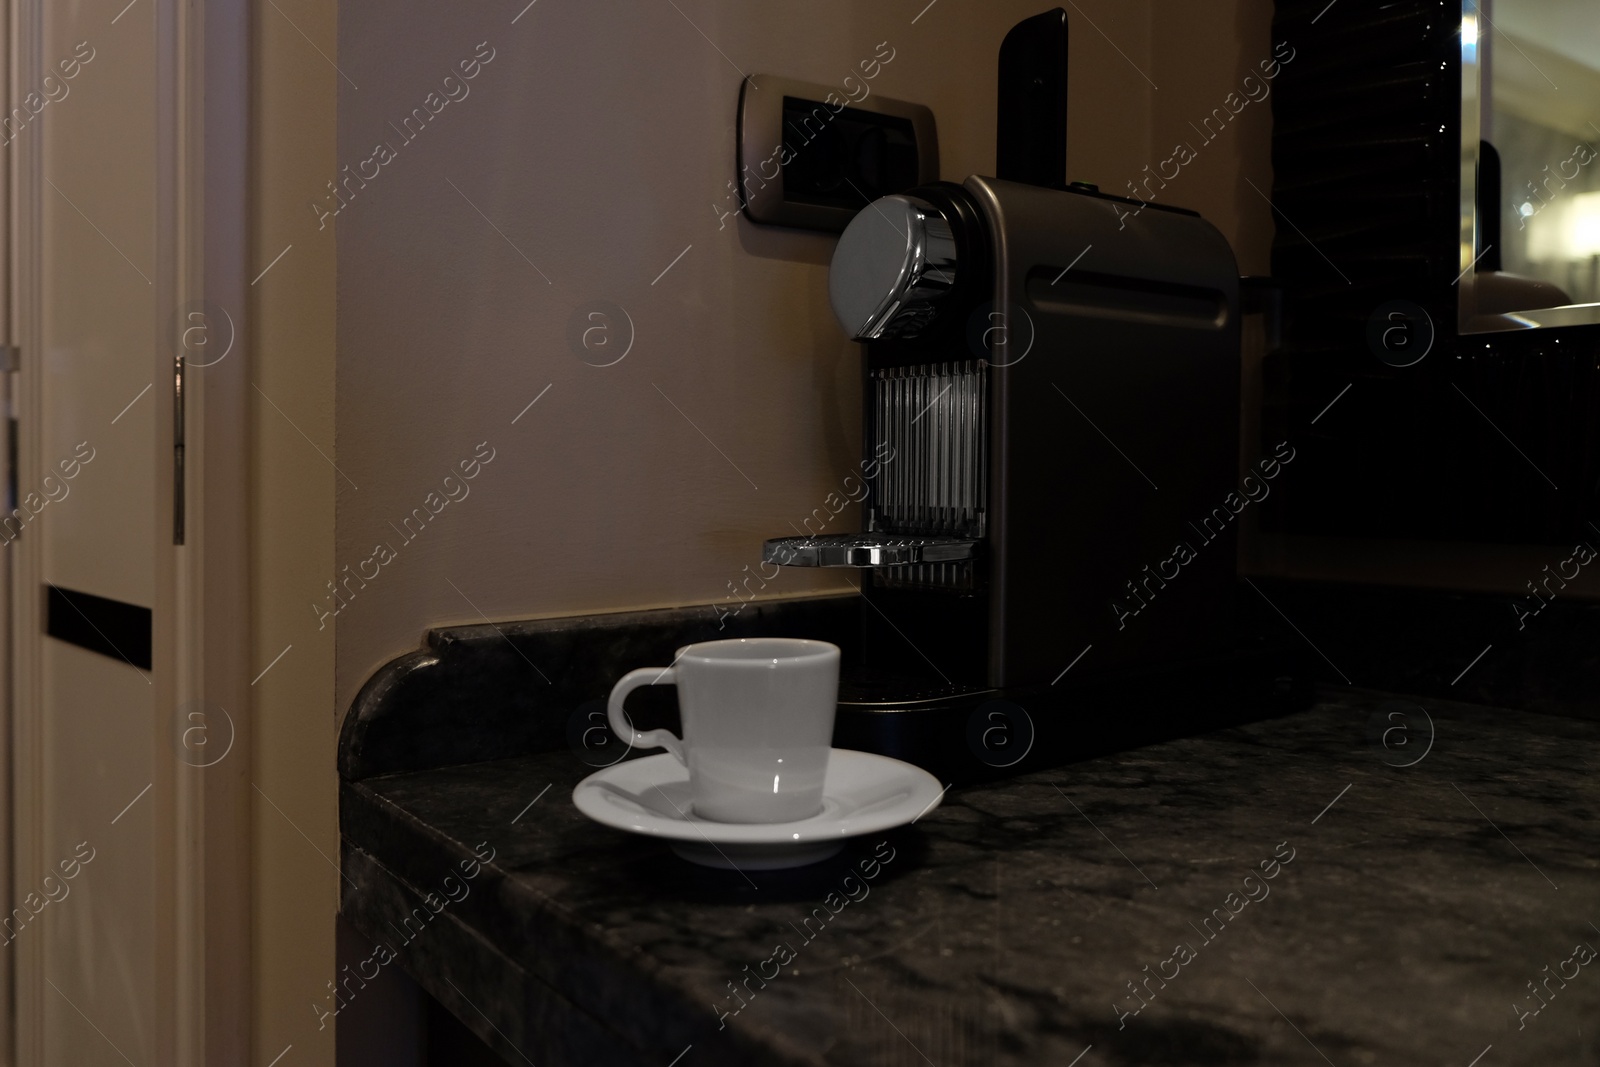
[1459,0,1600,333]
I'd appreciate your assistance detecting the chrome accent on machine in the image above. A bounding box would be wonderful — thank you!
[868,360,986,538]
[828,196,958,341]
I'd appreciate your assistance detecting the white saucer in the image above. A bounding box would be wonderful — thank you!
[571,748,944,870]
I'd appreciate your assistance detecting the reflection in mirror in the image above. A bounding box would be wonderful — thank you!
[1472,0,1600,319]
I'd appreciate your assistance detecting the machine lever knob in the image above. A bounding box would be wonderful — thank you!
[828,195,958,342]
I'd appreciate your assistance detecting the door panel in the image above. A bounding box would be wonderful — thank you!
[39,645,155,1066]
[40,0,157,607]
[22,0,163,1061]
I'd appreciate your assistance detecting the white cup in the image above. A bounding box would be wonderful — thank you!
[606,637,840,823]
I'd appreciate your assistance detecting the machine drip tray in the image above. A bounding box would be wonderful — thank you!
[763,533,979,567]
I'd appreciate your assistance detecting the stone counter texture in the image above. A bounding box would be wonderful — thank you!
[340,689,1600,1066]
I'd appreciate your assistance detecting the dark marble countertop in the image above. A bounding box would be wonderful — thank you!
[339,688,1600,1066]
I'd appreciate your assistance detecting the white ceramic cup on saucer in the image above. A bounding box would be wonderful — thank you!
[606,637,840,823]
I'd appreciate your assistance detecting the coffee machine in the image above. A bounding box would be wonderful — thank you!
[763,11,1260,779]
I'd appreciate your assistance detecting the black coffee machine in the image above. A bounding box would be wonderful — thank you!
[763,11,1287,781]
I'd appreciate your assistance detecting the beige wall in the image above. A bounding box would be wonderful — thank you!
[251,0,338,1062]
[331,0,1277,715]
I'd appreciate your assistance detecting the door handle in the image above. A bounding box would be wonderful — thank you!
[173,348,184,545]
[0,345,18,520]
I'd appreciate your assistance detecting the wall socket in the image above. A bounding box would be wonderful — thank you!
[736,75,938,232]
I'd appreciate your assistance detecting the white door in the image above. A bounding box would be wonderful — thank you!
[12,2,167,1062]
[7,0,254,1056]
[9,0,170,1061]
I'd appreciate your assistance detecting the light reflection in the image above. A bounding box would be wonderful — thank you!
[1526,190,1600,260]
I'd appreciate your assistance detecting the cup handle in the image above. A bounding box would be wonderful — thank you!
[607,667,686,765]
